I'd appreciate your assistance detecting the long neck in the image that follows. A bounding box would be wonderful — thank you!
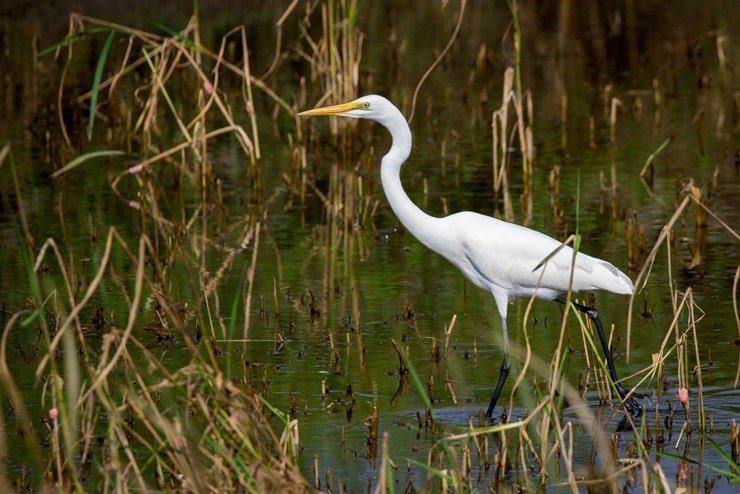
[378,117,439,248]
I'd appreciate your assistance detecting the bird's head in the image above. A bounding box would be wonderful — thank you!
[298,94,412,165]
[298,95,396,124]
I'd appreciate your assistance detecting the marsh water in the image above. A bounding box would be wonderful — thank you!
[2,1,740,492]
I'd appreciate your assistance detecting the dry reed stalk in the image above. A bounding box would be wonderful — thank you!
[372,431,390,494]
[51,14,277,241]
[8,204,295,489]
[687,293,706,431]
[491,67,515,220]
[636,285,701,402]
[18,4,740,494]
[54,14,163,150]
[651,77,663,128]
[293,4,375,305]
[297,0,363,118]
[627,182,739,361]
[408,0,468,123]
[731,420,740,465]
[60,13,289,118]
[626,193,690,356]
[447,374,618,490]
[609,97,621,144]
[555,422,579,493]
[442,314,456,360]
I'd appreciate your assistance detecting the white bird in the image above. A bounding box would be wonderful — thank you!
[299,94,642,418]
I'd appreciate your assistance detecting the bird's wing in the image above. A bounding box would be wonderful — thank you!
[450,212,598,295]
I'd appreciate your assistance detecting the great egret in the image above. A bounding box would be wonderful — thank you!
[299,94,642,418]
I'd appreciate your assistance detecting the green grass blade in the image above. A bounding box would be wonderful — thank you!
[651,444,740,481]
[707,437,740,479]
[640,137,671,177]
[51,150,126,178]
[88,30,116,141]
[153,22,199,50]
[38,28,113,57]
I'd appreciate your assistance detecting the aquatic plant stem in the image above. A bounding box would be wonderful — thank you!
[408,0,467,123]
[87,30,115,141]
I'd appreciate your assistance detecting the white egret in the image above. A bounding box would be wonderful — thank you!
[299,94,642,418]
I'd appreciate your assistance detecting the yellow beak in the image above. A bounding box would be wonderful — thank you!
[297,101,360,117]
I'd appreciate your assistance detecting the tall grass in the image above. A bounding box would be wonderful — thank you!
[2,1,739,492]
[491,1,535,224]
[1,194,308,491]
[0,8,313,492]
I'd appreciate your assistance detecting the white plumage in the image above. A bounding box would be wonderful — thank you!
[300,94,640,418]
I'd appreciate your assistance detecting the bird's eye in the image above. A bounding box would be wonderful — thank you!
[360,102,370,110]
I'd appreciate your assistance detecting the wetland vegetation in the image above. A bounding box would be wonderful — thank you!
[1,1,740,492]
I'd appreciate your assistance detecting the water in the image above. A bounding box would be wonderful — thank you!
[1,1,740,492]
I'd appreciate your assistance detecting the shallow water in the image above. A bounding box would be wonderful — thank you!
[1,1,740,492]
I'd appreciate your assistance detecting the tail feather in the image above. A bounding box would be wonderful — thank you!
[597,260,634,295]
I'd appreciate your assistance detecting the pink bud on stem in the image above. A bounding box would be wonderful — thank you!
[677,387,689,405]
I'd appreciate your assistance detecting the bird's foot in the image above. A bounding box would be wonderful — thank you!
[617,385,646,417]
[624,396,643,417]
[484,406,509,424]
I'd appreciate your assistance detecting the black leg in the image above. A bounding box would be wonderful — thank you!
[486,315,511,418]
[557,297,644,416]
[486,354,510,418]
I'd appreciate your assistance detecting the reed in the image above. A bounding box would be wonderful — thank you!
[3,2,739,492]
[0,222,309,491]
[0,8,315,491]
[490,1,535,224]
[44,13,279,210]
